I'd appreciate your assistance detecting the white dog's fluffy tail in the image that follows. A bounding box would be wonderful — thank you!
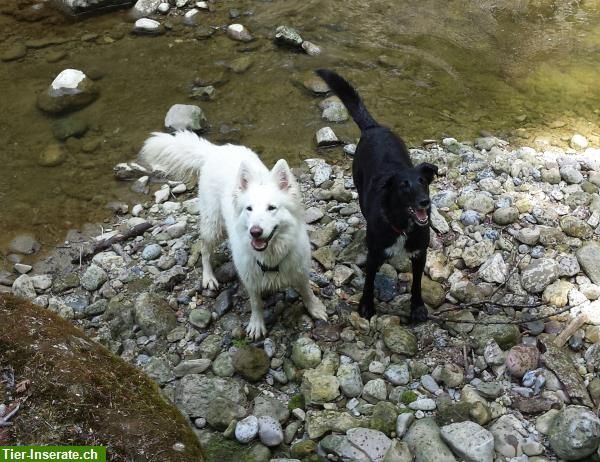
[139,131,211,180]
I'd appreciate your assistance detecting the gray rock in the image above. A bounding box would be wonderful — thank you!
[336,362,364,398]
[189,308,212,329]
[301,41,321,56]
[173,358,212,377]
[212,351,235,377]
[440,421,494,462]
[254,395,289,424]
[396,412,415,438]
[320,434,370,461]
[154,265,186,290]
[291,337,322,369]
[141,243,162,260]
[404,418,457,462]
[37,69,98,114]
[577,242,600,284]
[132,0,161,17]
[462,240,495,269]
[274,25,303,47]
[81,264,108,291]
[408,398,436,411]
[492,207,519,225]
[8,234,40,255]
[548,405,600,460]
[560,166,584,184]
[516,227,540,245]
[347,427,392,462]
[164,104,208,132]
[382,325,417,356]
[236,415,259,444]
[478,253,508,284]
[258,415,283,447]
[301,370,340,404]
[1,42,26,62]
[206,396,246,431]
[363,378,387,403]
[322,102,348,122]
[315,127,339,147]
[175,374,246,417]
[132,18,163,35]
[520,258,560,293]
[384,363,411,386]
[12,274,36,300]
[227,24,253,42]
[488,414,527,458]
[312,162,332,187]
[134,292,177,337]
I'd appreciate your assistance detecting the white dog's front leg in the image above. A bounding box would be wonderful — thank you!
[297,279,328,322]
[201,243,219,290]
[246,290,267,340]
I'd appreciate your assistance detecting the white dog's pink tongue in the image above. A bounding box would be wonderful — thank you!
[252,238,268,250]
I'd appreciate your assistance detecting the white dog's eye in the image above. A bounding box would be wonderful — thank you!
[267,205,277,211]
[246,206,253,211]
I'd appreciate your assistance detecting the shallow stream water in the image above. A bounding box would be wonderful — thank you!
[1,0,599,269]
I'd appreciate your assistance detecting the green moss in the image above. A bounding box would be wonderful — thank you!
[401,390,418,404]
[233,338,249,348]
[203,437,266,462]
[0,294,204,461]
[288,393,306,411]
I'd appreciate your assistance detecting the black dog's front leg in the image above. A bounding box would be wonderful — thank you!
[359,249,385,319]
[410,250,428,323]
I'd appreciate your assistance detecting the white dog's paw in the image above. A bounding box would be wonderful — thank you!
[246,314,267,340]
[202,273,219,290]
[307,298,328,321]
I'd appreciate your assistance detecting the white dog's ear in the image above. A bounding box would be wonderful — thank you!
[238,162,252,190]
[271,159,293,191]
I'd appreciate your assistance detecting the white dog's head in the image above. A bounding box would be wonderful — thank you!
[234,159,302,253]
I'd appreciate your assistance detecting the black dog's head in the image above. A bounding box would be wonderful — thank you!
[377,162,439,229]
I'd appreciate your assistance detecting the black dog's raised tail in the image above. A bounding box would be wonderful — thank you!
[315,69,379,132]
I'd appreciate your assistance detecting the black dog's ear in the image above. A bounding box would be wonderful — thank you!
[416,162,439,184]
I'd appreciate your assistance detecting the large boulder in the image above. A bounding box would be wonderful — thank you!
[0,294,204,460]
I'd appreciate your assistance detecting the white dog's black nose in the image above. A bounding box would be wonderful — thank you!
[250,226,263,238]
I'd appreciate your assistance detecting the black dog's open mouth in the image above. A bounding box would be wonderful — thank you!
[409,207,429,226]
[251,226,278,251]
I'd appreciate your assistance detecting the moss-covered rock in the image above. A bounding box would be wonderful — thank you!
[0,294,204,461]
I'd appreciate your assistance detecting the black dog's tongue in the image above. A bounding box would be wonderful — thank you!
[415,208,428,221]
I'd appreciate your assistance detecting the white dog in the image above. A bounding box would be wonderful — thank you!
[140,131,328,339]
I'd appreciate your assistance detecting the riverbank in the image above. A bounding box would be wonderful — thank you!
[4,132,600,461]
[2,0,600,265]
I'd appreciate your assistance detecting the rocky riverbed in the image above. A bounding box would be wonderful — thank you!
[3,128,600,461]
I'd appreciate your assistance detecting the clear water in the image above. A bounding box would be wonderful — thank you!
[1,0,599,267]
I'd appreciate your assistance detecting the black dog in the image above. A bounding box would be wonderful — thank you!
[316,69,438,322]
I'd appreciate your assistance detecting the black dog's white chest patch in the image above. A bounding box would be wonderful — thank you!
[385,234,421,259]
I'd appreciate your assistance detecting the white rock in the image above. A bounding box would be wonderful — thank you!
[384,363,410,385]
[133,18,162,34]
[12,274,36,299]
[396,412,415,437]
[235,415,259,444]
[51,69,86,94]
[441,421,494,462]
[408,398,436,411]
[257,415,283,447]
[346,428,391,462]
[570,133,589,150]
[132,0,161,17]
[315,127,338,146]
[155,185,170,204]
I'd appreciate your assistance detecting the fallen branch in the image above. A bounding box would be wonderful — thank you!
[0,402,20,427]
[554,313,588,347]
[74,222,153,263]
[431,304,576,325]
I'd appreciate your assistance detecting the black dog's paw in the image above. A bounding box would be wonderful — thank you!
[358,301,375,320]
[410,304,428,323]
